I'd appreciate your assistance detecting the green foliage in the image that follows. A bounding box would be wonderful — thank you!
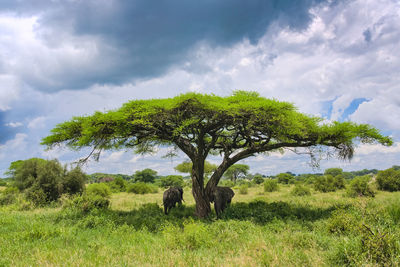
[41,91,392,218]
[346,175,375,197]
[313,174,345,193]
[64,194,110,212]
[263,179,279,192]
[174,160,217,177]
[0,180,7,186]
[86,183,112,198]
[238,184,248,194]
[160,175,184,188]
[8,158,86,205]
[324,167,343,177]
[276,173,295,184]
[218,179,235,187]
[224,164,250,183]
[290,184,311,196]
[107,177,127,192]
[127,182,158,194]
[0,187,19,205]
[133,169,157,183]
[62,166,86,195]
[376,168,400,192]
[252,174,264,184]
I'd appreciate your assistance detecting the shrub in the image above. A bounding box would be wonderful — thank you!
[62,167,86,195]
[238,184,248,194]
[127,182,158,194]
[346,175,375,197]
[314,175,345,192]
[376,168,400,192]
[219,180,235,188]
[252,174,264,185]
[276,173,295,184]
[0,186,19,206]
[0,180,7,186]
[263,179,278,192]
[65,194,110,212]
[107,177,127,192]
[86,183,112,198]
[8,158,86,204]
[160,175,184,188]
[291,184,311,196]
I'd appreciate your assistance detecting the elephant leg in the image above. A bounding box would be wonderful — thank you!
[214,201,222,218]
[164,205,168,215]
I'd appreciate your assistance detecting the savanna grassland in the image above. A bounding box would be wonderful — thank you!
[1,184,400,266]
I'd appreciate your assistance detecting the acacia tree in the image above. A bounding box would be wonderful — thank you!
[175,160,217,178]
[224,164,250,183]
[41,91,392,217]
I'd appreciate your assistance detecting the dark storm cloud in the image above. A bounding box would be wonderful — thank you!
[0,0,330,92]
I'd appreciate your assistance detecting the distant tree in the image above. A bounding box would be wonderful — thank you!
[133,168,158,183]
[324,168,343,177]
[10,158,86,204]
[376,168,400,192]
[252,174,265,184]
[223,164,250,183]
[175,160,217,178]
[160,175,184,188]
[42,91,392,217]
[346,175,375,197]
[276,173,295,184]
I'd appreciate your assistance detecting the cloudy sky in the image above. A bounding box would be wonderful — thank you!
[1,0,400,177]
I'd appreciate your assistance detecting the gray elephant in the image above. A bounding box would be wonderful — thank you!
[210,186,235,218]
[163,186,184,214]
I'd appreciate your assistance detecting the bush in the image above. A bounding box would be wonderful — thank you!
[160,175,184,188]
[65,194,110,212]
[263,179,278,192]
[107,177,127,192]
[290,184,311,196]
[8,158,86,204]
[219,180,235,188]
[276,173,295,184]
[314,175,345,192]
[252,174,264,185]
[0,187,19,206]
[238,184,248,194]
[62,167,86,195]
[86,183,112,198]
[0,180,7,186]
[346,176,375,197]
[127,182,158,194]
[376,168,400,192]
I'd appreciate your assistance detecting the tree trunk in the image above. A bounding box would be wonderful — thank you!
[191,159,211,218]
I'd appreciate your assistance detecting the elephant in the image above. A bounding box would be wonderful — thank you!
[163,186,184,214]
[210,186,235,218]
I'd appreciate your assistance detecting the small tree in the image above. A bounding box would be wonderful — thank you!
[276,173,295,184]
[160,175,184,188]
[324,168,343,177]
[346,175,375,197]
[376,168,400,192]
[223,164,250,183]
[42,91,391,217]
[175,160,217,178]
[133,168,157,183]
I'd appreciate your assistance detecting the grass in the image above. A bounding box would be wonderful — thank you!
[1,184,400,266]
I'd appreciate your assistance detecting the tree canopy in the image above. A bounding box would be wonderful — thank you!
[175,160,217,177]
[223,164,250,183]
[42,91,392,217]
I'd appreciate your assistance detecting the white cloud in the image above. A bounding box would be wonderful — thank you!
[5,122,23,128]
[27,116,46,129]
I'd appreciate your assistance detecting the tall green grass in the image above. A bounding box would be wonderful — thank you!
[1,184,400,266]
